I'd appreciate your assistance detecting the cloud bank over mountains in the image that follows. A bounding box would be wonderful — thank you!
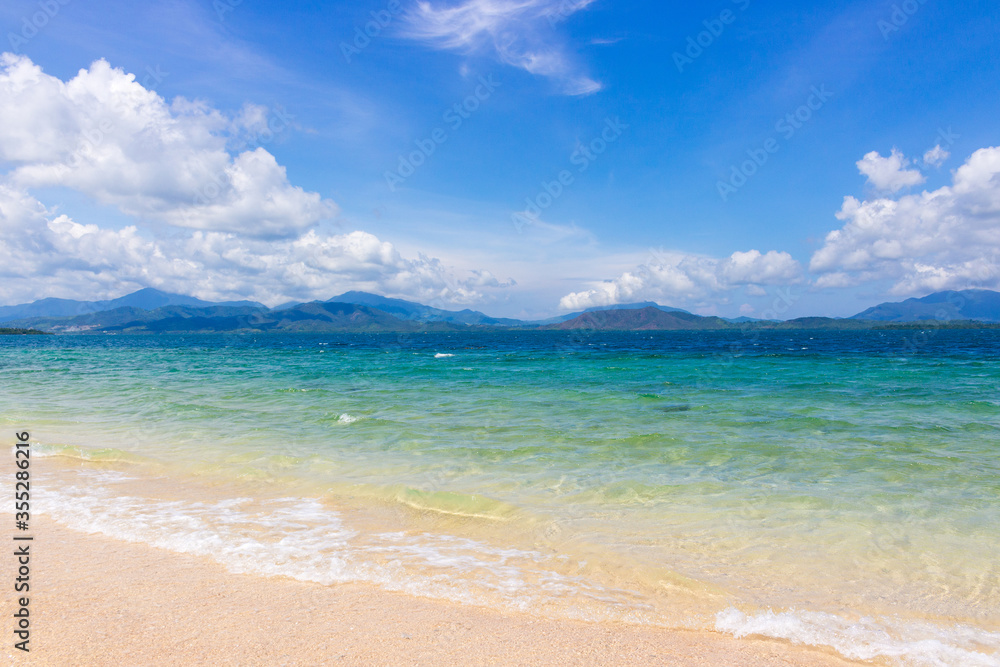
[1,54,997,315]
[811,146,1000,296]
[0,54,509,307]
[559,145,1000,311]
[559,249,802,311]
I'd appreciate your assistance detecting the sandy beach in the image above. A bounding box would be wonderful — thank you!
[3,0,1000,660]
[0,514,864,667]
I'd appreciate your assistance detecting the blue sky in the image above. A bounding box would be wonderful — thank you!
[1,0,998,319]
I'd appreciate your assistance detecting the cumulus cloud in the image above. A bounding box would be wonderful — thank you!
[0,53,334,238]
[810,146,1000,295]
[466,269,517,288]
[923,144,950,168]
[402,0,601,95]
[558,248,802,310]
[856,148,925,194]
[719,249,802,286]
[0,184,502,307]
[0,54,513,308]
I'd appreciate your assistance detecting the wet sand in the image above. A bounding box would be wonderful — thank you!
[0,517,864,666]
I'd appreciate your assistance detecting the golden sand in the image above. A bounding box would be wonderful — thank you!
[0,516,866,666]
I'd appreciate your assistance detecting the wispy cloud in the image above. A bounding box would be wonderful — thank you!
[401,0,601,95]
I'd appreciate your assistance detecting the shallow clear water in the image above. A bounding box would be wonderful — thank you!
[2,330,999,665]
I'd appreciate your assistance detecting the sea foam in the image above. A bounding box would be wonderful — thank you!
[34,469,652,623]
[716,607,1000,666]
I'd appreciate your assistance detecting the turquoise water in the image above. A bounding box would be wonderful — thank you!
[2,330,999,664]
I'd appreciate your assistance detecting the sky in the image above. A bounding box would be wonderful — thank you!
[0,0,998,319]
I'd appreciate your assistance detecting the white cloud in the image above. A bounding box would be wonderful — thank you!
[0,53,335,238]
[0,54,513,309]
[558,248,802,310]
[810,146,1000,295]
[719,249,802,286]
[856,148,925,194]
[923,144,950,168]
[0,183,504,307]
[402,0,601,95]
[466,269,517,288]
[510,213,596,245]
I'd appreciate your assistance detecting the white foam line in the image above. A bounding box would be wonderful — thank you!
[716,608,1000,666]
[31,471,648,623]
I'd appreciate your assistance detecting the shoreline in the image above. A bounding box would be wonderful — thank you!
[2,517,863,666]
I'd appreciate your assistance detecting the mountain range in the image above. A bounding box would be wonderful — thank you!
[0,287,263,323]
[1,288,998,333]
[543,307,731,330]
[281,291,525,326]
[852,290,1000,323]
[535,301,693,325]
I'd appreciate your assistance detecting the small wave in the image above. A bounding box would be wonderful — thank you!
[26,443,146,464]
[34,469,652,624]
[337,414,361,424]
[716,607,1000,666]
[434,353,455,358]
[393,487,518,522]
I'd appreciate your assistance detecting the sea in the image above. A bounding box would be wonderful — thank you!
[2,329,999,665]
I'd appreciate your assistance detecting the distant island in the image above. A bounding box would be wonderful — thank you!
[0,328,49,335]
[1,288,998,334]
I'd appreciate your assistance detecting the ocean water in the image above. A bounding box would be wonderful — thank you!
[2,329,999,665]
